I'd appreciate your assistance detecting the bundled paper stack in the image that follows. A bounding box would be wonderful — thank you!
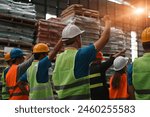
[37,18,66,48]
[61,4,100,46]
[0,0,36,46]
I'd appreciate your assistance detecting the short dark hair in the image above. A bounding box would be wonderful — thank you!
[63,35,80,45]
[11,56,23,64]
[142,42,150,50]
[34,52,48,60]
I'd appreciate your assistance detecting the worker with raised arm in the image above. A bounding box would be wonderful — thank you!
[52,15,111,100]
[6,48,34,100]
[89,49,126,100]
[27,40,62,100]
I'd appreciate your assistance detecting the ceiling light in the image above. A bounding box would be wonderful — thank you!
[134,8,144,15]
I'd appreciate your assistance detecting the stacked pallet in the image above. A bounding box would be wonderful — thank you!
[61,4,100,46]
[37,18,66,49]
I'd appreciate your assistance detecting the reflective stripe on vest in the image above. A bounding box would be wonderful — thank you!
[54,79,89,90]
[90,83,103,89]
[89,73,101,79]
[135,89,150,94]
[89,73,103,88]
[30,85,51,93]
[61,94,90,100]
[29,96,54,100]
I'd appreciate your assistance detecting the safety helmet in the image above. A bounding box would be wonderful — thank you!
[113,56,128,71]
[4,53,11,61]
[96,51,105,61]
[10,48,24,59]
[62,24,84,41]
[141,27,150,43]
[33,43,49,53]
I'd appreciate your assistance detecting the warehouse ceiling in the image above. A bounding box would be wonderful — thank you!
[13,0,150,32]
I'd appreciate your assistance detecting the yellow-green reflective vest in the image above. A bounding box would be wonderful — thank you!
[1,67,9,100]
[27,61,54,100]
[52,49,90,100]
[133,53,150,100]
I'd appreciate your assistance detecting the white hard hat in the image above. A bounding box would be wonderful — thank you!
[62,24,84,41]
[113,56,129,71]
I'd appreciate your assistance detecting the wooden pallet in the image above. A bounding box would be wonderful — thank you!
[61,4,99,20]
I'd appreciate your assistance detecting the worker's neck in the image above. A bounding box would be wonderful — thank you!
[65,43,79,50]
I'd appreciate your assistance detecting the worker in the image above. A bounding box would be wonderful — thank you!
[109,56,129,100]
[52,15,111,100]
[132,27,150,100]
[6,48,34,100]
[89,50,126,100]
[127,59,135,100]
[27,40,62,100]
[0,53,12,100]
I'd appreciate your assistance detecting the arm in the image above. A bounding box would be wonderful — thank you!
[94,15,111,51]
[17,55,34,81]
[48,39,63,60]
[111,49,126,58]
[101,49,126,70]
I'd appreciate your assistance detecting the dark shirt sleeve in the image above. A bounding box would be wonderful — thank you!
[17,55,34,81]
[19,73,28,82]
[74,44,97,79]
[101,57,115,71]
[36,56,51,83]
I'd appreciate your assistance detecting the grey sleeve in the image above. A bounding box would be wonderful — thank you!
[16,55,34,81]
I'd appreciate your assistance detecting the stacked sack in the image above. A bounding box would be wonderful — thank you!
[0,0,36,46]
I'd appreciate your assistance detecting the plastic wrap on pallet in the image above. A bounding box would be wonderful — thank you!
[0,0,36,19]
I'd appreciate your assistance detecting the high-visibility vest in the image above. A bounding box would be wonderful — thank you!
[52,49,90,100]
[6,65,29,100]
[1,67,9,100]
[27,61,54,100]
[133,53,150,100]
[109,73,129,100]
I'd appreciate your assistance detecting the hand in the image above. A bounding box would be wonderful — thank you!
[102,15,111,24]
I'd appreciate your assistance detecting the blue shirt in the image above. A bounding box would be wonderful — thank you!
[127,63,133,86]
[74,44,97,79]
[24,56,51,83]
[37,56,51,83]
